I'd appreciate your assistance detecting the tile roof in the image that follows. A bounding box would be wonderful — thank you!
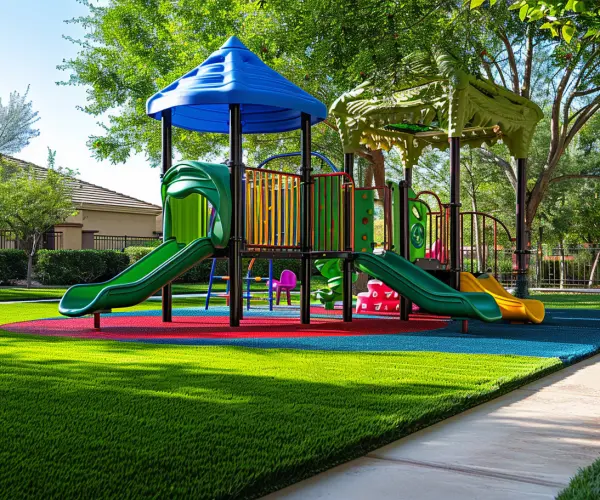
[0,155,162,215]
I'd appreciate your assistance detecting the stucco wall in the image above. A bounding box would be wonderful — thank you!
[80,210,159,237]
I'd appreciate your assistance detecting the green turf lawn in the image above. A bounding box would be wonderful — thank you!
[557,456,600,500]
[0,329,559,499]
[531,292,600,309]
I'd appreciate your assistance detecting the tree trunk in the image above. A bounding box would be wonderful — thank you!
[370,149,386,200]
[588,249,600,288]
[470,199,483,273]
[26,234,40,289]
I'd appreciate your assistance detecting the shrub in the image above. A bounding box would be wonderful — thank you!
[36,250,129,286]
[96,251,130,282]
[124,246,154,264]
[0,249,28,284]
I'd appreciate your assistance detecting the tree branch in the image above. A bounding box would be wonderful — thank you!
[497,30,520,94]
[549,174,600,184]
[521,25,534,99]
[477,147,517,191]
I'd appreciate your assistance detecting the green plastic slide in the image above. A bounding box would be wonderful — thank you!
[354,251,502,322]
[59,237,215,317]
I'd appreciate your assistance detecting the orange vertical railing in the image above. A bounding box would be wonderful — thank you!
[245,167,302,249]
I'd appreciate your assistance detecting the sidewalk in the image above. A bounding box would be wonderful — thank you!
[266,354,600,499]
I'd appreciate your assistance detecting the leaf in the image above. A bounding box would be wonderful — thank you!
[470,0,486,9]
[490,0,497,4]
[584,28,598,39]
[572,0,586,13]
[562,23,575,43]
[508,1,525,10]
[540,22,554,29]
[519,4,529,20]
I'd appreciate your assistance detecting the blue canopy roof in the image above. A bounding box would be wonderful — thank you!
[146,36,327,134]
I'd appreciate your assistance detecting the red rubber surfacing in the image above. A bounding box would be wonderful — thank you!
[2,314,447,340]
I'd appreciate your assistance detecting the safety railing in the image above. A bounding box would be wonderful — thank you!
[460,212,515,280]
[312,173,354,252]
[245,167,301,249]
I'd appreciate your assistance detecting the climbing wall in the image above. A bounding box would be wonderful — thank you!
[354,189,375,253]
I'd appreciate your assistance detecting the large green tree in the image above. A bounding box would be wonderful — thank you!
[0,152,77,287]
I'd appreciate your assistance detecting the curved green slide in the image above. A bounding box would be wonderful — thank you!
[59,161,231,317]
[354,251,502,322]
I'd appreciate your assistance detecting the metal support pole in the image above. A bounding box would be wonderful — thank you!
[515,158,528,298]
[229,104,243,327]
[300,113,313,324]
[449,137,461,290]
[403,167,412,187]
[161,109,173,322]
[343,152,354,322]
[399,180,411,320]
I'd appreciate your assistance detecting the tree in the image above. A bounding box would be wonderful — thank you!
[0,152,77,287]
[0,87,40,154]
[60,0,457,179]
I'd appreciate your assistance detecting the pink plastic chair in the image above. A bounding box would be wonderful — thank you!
[272,270,297,306]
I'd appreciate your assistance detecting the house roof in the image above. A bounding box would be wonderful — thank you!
[0,155,162,216]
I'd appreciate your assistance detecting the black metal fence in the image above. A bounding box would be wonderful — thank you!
[0,230,63,250]
[94,235,161,251]
[531,245,600,289]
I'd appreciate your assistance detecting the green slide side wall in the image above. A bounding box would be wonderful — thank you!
[354,251,501,322]
[354,190,375,253]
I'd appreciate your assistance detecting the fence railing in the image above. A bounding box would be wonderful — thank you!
[531,245,600,289]
[0,230,63,250]
[94,235,161,251]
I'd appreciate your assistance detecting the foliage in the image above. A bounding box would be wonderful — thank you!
[557,455,600,499]
[0,86,40,155]
[35,250,128,286]
[0,155,77,286]
[123,245,153,264]
[0,250,27,284]
[0,330,558,498]
[471,0,599,42]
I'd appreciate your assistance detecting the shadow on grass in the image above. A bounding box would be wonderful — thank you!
[0,333,561,499]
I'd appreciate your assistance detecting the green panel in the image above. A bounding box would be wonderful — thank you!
[313,177,341,251]
[354,251,501,322]
[59,237,215,317]
[408,187,427,261]
[354,190,375,253]
[169,194,209,245]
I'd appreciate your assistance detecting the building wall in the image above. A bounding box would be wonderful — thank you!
[80,210,159,237]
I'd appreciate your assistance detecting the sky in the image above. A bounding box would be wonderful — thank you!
[0,0,162,205]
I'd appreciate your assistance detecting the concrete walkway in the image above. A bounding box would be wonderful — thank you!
[266,354,600,499]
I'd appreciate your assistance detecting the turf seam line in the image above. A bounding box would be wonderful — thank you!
[364,456,567,488]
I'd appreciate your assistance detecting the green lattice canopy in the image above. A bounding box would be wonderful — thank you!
[330,52,544,166]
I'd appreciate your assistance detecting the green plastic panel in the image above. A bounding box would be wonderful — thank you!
[354,189,375,253]
[408,187,427,260]
[169,194,210,245]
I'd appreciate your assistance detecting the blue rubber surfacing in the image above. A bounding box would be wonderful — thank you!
[29,307,600,363]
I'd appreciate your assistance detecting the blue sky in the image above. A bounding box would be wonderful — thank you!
[0,0,162,205]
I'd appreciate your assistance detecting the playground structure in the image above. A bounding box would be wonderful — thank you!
[59,37,546,329]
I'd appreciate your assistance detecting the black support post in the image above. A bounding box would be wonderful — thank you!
[229,104,243,327]
[449,137,461,290]
[403,167,412,187]
[300,113,312,324]
[402,167,413,316]
[398,180,411,320]
[343,152,354,322]
[515,157,528,298]
[161,109,173,323]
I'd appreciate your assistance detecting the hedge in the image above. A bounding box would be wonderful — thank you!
[36,250,130,286]
[0,249,28,284]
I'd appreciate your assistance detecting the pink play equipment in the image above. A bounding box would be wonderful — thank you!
[356,280,400,313]
[425,239,447,261]
[271,270,297,305]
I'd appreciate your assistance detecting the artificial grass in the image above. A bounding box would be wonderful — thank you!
[531,292,600,310]
[557,456,600,500]
[0,332,560,499]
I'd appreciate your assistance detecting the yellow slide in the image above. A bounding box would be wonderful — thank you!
[460,272,545,324]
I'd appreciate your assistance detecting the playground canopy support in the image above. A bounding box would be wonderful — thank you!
[330,51,544,290]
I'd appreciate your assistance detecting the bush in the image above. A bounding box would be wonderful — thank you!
[124,246,154,264]
[96,251,130,282]
[36,250,130,286]
[0,249,28,284]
